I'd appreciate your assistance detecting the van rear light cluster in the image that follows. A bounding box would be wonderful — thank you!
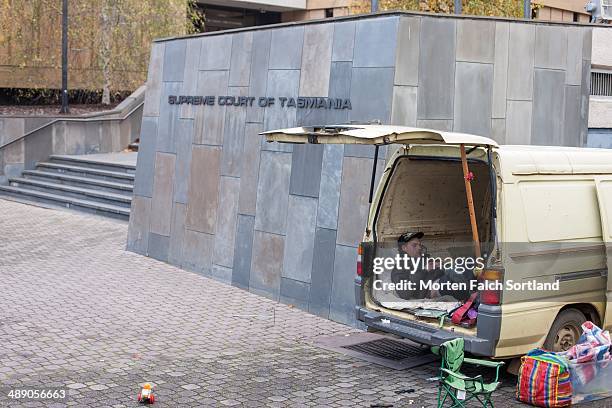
[480,269,503,305]
[356,244,363,276]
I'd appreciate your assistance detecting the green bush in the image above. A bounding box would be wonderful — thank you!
[0,88,131,105]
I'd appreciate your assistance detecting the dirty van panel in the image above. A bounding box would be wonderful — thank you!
[501,179,607,305]
[374,157,491,247]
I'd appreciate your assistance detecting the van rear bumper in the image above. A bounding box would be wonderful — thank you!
[356,307,498,357]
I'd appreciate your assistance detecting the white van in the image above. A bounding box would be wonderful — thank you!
[263,125,612,358]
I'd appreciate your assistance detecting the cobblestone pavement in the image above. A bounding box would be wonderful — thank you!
[0,199,609,408]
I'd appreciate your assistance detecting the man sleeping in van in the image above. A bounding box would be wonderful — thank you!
[375,231,474,312]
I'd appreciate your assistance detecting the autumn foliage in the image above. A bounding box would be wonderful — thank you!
[351,0,525,17]
[0,0,202,102]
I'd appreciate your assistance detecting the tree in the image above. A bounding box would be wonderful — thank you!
[100,0,119,105]
[0,0,204,104]
[95,0,205,104]
[351,0,524,18]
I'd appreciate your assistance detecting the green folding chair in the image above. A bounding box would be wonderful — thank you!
[433,338,504,407]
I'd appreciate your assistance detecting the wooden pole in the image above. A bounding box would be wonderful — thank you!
[460,144,481,259]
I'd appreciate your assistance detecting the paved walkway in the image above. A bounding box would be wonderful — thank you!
[0,200,607,407]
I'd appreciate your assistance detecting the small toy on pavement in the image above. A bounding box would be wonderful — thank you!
[137,383,155,404]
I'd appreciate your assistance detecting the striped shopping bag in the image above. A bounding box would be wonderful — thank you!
[516,350,573,407]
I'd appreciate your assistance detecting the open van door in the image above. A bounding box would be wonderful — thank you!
[262,125,502,351]
[261,125,498,147]
[594,177,612,330]
[262,124,499,267]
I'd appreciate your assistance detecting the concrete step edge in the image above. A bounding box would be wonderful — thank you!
[9,178,132,203]
[37,162,135,180]
[0,185,130,215]
[22,170,134,190]
[49,154,137,170]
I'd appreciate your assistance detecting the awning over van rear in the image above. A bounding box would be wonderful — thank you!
[260,125,499,147]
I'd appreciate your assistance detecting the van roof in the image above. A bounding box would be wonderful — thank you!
[496,145,612,176]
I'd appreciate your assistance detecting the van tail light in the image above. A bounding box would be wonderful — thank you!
[480,269,503,305]
[356,244,363,276]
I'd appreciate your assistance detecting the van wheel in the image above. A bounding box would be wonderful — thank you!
[543,309,585,352]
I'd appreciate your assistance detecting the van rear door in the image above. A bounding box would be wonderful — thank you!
[594,177,612,330]
[262,124,499,250]
[261,125,498,147]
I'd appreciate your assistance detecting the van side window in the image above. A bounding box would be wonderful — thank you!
[519,181,602,242]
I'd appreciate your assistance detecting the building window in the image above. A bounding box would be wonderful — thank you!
[325,8,333,18]
[194,4,281,32]
[591,70,612,96]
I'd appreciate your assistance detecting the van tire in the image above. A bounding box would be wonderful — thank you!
[543,309,586,352]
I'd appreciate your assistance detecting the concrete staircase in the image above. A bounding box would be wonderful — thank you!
[0,155,134,220]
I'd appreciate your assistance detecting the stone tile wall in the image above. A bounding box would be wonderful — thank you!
[128,13,593,326]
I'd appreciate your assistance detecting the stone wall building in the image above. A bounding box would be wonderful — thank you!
[587,26,612,147]
[531,1,612,147]
[194,0,350,32]
[127,12,595,326]
[534,0,592,22]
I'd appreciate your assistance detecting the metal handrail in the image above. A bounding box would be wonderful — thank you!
[0,98,144,151]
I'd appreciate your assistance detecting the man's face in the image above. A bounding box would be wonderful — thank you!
[401,238,423,258]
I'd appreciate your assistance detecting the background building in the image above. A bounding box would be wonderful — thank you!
[588,26,612,146]
[529,1,612,146]
[534,0,591,22]
[193,0,349,31]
